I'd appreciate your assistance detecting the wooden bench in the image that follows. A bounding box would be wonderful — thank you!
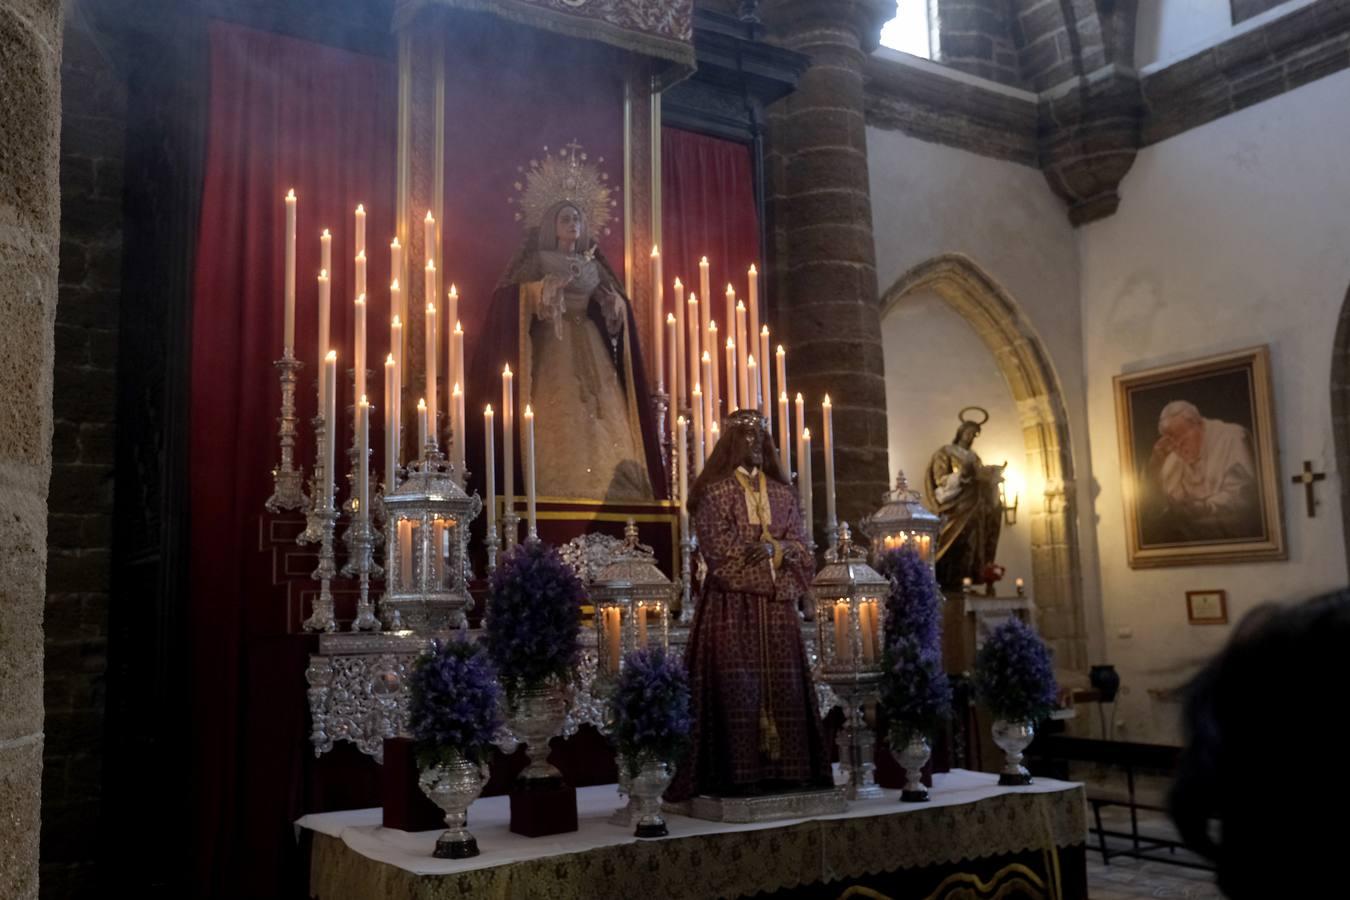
[1026,734,1214,872]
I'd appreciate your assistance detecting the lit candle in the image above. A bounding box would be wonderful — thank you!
[423,210,435,269]
[709,420,720,450]
[701,352,714,452]
[417,398,428,458]
[860,601,876,663]
[666,313,678,435]
[747,355,759,411]
[735,300,748,406]
[605,607,622,673]
[317,270,331,409]
[390,313,402,467]
[778,391,791,476]
[354,293,367,402]
[524,404,537,538]
[283,190,296,354]
[637,604,649,650]
[447,285,460,387]
[725,338,738,412]
[674,277,686,408]
[698,256,711,339]
[823,394,836,540]
[758,326,771,415]
[835,601,852,664]
[747,264,760,364]
[677,416,689,538]
[692,384,705,475]
[453,322,465,465]
[687,292,700,404]
[484,404,496,544]
[724,283,735,359]
[357,395,370,524]
[801,426,813,545]
[384,355,396,490]
[424,292,437,448]
[354,203,366,258]
[502,365,514,526]
[651,246,664,391]
[707,320,721,420]
[795,392,806,472]
[775,344,787,411]
[390,236,402,315]
[320,228,332,282]
[355,249,367,301]
[323,351,337,509]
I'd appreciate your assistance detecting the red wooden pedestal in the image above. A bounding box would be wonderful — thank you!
[382,738,449,832]
[508,780,578,837]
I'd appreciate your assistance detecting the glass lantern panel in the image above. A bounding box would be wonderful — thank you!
[831,599,852,664]
[397,518,419,592]
[432,518,453,590]
[860,598,880,665]
[599,604,623,675]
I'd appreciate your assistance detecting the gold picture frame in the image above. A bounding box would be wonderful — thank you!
[1185,590,1229,625]
[1114,345,1285,568]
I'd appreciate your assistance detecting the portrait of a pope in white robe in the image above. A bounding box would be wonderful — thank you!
[1142,400,1263,543]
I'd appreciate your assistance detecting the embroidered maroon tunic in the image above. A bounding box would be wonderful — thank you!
[667,472,831,800]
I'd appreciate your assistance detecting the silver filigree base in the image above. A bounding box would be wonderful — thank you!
[631,759,675,838]
[419,755,489,859]
[992,718,1035,786]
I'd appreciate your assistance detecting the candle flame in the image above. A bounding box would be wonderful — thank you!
[424,210,434,222]
[677,415,686,425]
[727,337,735,349]
[762,325,770,335]
[781,391,789,401]
[777,344,785,354]
[667,312,676,324]
[651,245,660,257]
[823,394,832,406]
[803,427,812,439]
[449,284,458,298]
[319,269,328,279]
[356,250,365,261]
[503,363,512,376]
[360,394,369,405]
[749,263,757,275]
[453,383,462,395]
[796,392,803,402]
[748,355,757,367]
[700,256,708,265]
[674,277,683,290]
[321,228,330,238]
[392,314,402,327]
[286,189,295,200]
[418,398,427,409]
[390,278,399,290]
[737,299,746,311]
[427,302,435,313]
[386,354,394,365]
[454,321,463,333]
[356,293,366,305]
[524,404,534,417]
[326,350,337,361]
[485,404,494,415]
[694,383,702,394]
[702,350,711,362]
[391,236,400,247]
[356,203,365,214]
[709,321,718,333]
[426,260,436,272]
[710,422,719,435]
[688,293,697,304]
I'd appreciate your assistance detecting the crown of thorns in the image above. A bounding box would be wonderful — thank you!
[725,409,769,432]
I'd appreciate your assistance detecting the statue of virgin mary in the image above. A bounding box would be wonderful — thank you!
[468,162,665,502]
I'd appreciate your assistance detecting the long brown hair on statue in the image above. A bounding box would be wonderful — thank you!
[688,410,788,513]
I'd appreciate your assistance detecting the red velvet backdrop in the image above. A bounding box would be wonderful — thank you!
[659,126,761,405]
[190,21,397,897]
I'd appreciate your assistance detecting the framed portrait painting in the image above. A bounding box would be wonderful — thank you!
[1114,346,1285,568]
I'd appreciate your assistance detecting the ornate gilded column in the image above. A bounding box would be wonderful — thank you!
[760,0,894,538]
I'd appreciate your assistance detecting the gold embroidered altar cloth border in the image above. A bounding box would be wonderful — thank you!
[394,0,695,83]
[306,775,1087,899]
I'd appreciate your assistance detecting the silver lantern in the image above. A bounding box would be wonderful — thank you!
[382,455,482,633]
[860,470,940,569]
[590,520,673,684]
[812,523,889,800]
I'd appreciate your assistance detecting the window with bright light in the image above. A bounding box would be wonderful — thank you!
[880,0,932,59]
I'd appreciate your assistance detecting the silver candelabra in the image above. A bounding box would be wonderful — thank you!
[265,353,308,513]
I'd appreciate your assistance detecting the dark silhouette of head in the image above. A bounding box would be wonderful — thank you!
[1170,589,1350,897]
[689,410,787,513]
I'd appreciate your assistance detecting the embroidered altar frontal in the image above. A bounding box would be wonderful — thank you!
[301,770,1088,899]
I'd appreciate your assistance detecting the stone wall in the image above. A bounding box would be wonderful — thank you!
[0,0,62,898]
[931,0,1026,87]
[39,5,124,897]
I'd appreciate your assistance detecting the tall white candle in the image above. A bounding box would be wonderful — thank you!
[317,270,331,411]
[775,345,787,411]
[320,228,332,282]
[735,300,749,406]
[452,382,465,475]
[666,314,678,434]
[502,365,514,517]
[524,404,537,538]
[424,291,437,448]
[358,395,370,523]
[758,326,771,415]
[724,283,735,360]
[674,277,686,408]
[707,320,721,421]
[354,204,366,258]
[801,427,813,546]
[823,394,836,538]
[795,392,806,480]
[687,293,700,404]
[355,291,369,401]
[651,246,664,391]
[390,236,402,312]
[423,210,435,269]
[390,313,402,467]
[779,391,791,477]
[384,355,396,490]
[747,264,760,359]
[417,398,428,459]
[725,338,738,412]
[283,190,296,354]
[484,404,496,542]
[698,256,711,339]
[677,416,689,538]
[747,355,759,411]
[324,351,337,509]
[692,384,705,475]
[452,319,465,407]
[447,285,460,391]
[701,352,714,445]
[355,250,367,302]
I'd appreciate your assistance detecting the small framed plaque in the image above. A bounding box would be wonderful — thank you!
[1186,590,1228,625]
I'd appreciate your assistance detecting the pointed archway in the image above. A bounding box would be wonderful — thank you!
[1328,284,1350,567]
[881,254,1086,669]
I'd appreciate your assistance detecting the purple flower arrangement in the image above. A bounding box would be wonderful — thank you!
[973,618,1059,723]
[878,547,952,736]
[407,637,503,768]
[484,540,584,697]
[608,647,693,778]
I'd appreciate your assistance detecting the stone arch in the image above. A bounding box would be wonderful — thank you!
[1329,284,1350,566]
[880,253,1086,669]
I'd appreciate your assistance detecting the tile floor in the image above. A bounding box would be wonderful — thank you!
[1083,801,1220,899]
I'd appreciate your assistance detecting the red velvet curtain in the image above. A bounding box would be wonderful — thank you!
[189,21,396,897]
[660,126,761,340]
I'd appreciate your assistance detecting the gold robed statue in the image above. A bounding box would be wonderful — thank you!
[471,142,666,503]
[923,407,1005,591]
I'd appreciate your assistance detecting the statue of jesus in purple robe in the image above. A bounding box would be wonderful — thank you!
[667,410,831,800]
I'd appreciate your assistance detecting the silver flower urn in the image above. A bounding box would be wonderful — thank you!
[418,754,489,859]
[509,684,568,782]
[608,753,637,827]
[629,758,675,838]
[895,730,932,802]
[991,718,1035,786]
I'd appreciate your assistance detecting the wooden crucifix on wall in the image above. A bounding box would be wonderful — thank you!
[1291,460,1326,518]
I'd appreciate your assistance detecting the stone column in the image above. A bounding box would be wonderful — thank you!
[0,2,61,898]
[761,0,894,539]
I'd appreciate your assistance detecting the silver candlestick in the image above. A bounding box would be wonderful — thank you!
[348,513,380,632]
[265,353,308,513]
[302,503,338,633]
[503,509,521,552]
[298,410,330,545]
[341,389,383,580]
[651,388,669,468]
[485,517,501,576]
[678,534,696,625]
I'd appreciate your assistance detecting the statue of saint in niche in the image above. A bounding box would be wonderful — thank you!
[923,407,1005,591]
